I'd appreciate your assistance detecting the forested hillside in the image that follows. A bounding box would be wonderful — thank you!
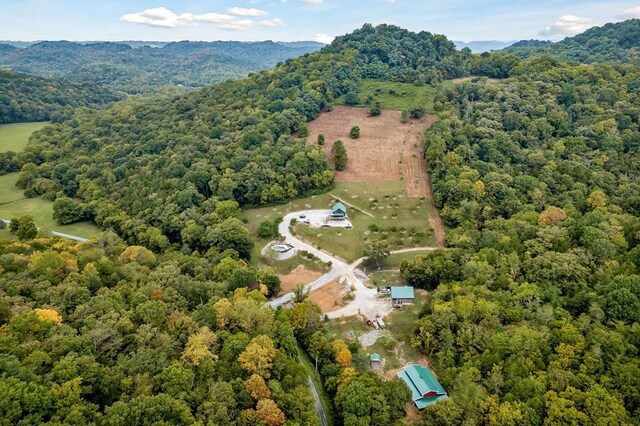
[3,20,640,425]
[0,235,320,424]
[401,58,640,423]
[500,19,640,63]
[13,24,469,251]
[0,40,323,93]
[0,69,121,124]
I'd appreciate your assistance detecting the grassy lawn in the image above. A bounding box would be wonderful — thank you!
[244,181,436,263]
[0,122,48,153]
[337,79,455,113]
[262,250,332,275]
[369,270,403,288]
[384,250,434,268]
[0,228,17,241]
[0,173,100,239]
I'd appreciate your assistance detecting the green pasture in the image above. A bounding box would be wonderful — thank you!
[0,122,48,153]
[0,173,100,239]
[243,181,436,263]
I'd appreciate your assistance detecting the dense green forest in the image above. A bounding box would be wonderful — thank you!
[0,40,323,94]
[399,58,640,424]
[13,24,469,251]
[500,19,640,64]
[0,69,121,124]
[0,235,321,424]
[3,21,640,425]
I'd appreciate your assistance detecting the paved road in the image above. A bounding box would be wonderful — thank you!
[1,219,89,242]
[308,376,328,426]
[267,211,439,319]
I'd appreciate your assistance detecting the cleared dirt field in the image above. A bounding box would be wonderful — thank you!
[278,265,323,296]
[308,106,436,198]
[308,276,348,313]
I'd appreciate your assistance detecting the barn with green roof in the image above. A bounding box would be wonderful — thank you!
[396,364,447,409]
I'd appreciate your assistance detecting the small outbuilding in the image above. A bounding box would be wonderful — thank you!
[330,202,347,218]
[370,353,382,371]
[390,286,415,307]
[397,364,447,410]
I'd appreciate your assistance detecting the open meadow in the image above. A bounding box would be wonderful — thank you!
[0,122,47,153]
[0,173,100,238]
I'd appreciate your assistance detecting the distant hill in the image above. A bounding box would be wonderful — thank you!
[454,40,515,53]
[0,44,17,55]
[0,40,324,93]
[0,69,121,124]
[499,19,640,63]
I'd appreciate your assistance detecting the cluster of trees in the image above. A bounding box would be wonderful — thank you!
[0,69,120,124]
[399,56,640,423]
[11,24,469,250]
[0,40,324,94]
[331,140,348,171]
[285,302,411,425]
[325,24,472,85]
[0,234,321,424]
[500,19,640,64]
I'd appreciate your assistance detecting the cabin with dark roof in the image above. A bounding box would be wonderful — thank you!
[397,364,447,410]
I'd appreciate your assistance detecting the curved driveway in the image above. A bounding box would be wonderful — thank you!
[267,211,438,319]
[1,219,89,242]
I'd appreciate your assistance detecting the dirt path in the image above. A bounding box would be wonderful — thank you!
[267,210,392,319]
[422,169,446,247]
[308,376,328,426]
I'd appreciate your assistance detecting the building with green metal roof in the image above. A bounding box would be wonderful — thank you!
[390,286,414,307]
[370,353,381,371]
[396,364,447,410]
[330,202,347,218]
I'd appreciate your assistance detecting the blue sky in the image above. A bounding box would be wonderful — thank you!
[1,0,640,42]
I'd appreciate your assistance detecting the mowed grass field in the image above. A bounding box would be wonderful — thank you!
[0,122,48,153]
[0,173,100,239]
[243,181,436,263]
[339,79,454,112]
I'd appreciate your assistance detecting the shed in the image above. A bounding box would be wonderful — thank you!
[370,353,381,371]
[390,286,415,307]
[330,202,347,218]
[397,364,447,410]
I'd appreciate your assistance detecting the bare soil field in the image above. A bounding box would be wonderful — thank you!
[307,106,446,245]
[308,106,436,198]
[278,266,323,296]
[307,276,348,313]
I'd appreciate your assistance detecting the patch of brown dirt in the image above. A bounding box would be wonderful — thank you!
[308,106,436,198]
[278,266,323,296]
[308,106,445,246]
[307,276,349,313]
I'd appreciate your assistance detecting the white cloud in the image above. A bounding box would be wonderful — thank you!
[617,6,640,19]
[261,18,284,27]
[227,7,268,17]
[282,0,324,4]
[121,7,234,28]
[539,15,598,36]
[313,33,334,44]
[220,19,255,31]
